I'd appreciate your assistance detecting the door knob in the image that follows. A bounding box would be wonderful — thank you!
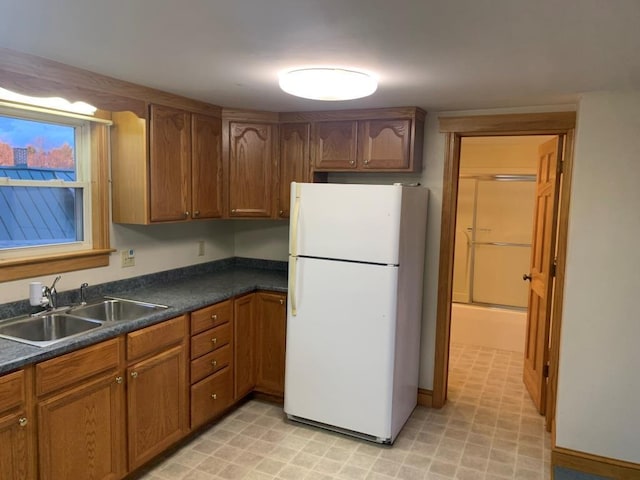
[523,273,532,281]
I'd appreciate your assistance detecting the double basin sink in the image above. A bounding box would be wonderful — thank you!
[0,298,168,348]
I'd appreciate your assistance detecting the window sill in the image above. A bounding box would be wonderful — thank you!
[0,249,114,282]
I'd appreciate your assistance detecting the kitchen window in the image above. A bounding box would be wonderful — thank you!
[0,103,112,281]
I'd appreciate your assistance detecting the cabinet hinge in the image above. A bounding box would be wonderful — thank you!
[551,258,557,278]
[557,160,564,174]
[543,363,550,378]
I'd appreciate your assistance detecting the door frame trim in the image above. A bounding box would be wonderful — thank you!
[433,112,576,440]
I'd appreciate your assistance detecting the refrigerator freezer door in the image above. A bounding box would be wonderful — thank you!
[289,183,403,265]
[284,256,398,440]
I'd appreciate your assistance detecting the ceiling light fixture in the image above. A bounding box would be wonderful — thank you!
[0,87,97,115]
[279,68,378,101]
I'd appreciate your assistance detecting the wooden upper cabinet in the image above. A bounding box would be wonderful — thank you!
[111,105,223,224]
[314,121,358,170]
[358,119,411,170]
[304,108,425,173]
[279,123,310,218]
[149,104,192,222]
[228,122,276,217]
[191,113,223,219]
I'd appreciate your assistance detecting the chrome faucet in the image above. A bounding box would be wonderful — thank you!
[43,275,61,310]
[79,282,89,305]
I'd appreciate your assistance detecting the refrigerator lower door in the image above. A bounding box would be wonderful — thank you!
[284,256,398,442]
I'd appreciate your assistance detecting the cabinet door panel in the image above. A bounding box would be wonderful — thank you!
[229,122,274,217]
[255,292,287,397]
[0,412,33,480]
[314,121,357,170]
[149,105,191,222]
[38,373,124,480]
[358,119,411,170]
[278,123,310,218]
[127,345,187,471]
[234,294,256,399]
[190,367,232,429]
[192,113,223,219]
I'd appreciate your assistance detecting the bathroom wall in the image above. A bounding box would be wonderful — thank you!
[452,137,541,308]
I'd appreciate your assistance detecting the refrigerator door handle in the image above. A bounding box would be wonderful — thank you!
[289,256,298,316]
[290,182,302,256]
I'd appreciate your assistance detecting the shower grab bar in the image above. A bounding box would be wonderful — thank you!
[471,241,531,248]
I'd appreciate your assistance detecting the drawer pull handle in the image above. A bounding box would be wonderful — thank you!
[18,417,28,427]
[131,371,138,379]
[211,314,217,320]
[211,360,217,367]
[116,376,123,384]
[211,393,217,400]
[211,338,217,345]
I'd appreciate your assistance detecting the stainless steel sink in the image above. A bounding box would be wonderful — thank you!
[70,297,167,322]
[0,314,103,347]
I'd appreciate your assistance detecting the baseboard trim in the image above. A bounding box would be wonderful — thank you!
[552,446,640,479]
[417,388,433,407]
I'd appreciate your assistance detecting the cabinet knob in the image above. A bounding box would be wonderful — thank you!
[211,393,217,400]
[184,211,190,218]
[211,338,217,345]
[280,299,284,305]
[211,360,217,367]
[131,371,138,378]
[231,209,237,214]
[194,210,200,217]
[211,314,217,320]
[349,160,355,165]
[364,160,369,165]
[116,376,123,384]
[279,210,284,216]
[18,417,28,427]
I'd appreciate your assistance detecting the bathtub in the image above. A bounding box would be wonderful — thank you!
[450,303,526,353]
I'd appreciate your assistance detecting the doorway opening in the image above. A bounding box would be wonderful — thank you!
[448,135,556,414]
[432,112,576,436]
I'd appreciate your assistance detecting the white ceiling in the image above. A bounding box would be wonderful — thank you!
[1,0,640,112]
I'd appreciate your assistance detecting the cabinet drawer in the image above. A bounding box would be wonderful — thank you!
[36,338,120,397]
[191,300,232,335]
[127,315,186,362]
[0,369,25,413]
[190,344,231,384]
[190,367,231,429]
[191,322,231,360]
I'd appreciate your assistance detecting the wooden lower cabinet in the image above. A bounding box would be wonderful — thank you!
[127,342,188,471]
[38,372,125,480]
[0,369,35,480]
[35,339,124,480]
[189,302,234,429]
[234,293,256,399]
[191,367,232,428]
[255,292,287,397]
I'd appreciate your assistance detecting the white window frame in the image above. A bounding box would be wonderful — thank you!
[0,104,93,260]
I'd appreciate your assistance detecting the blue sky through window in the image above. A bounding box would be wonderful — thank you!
[0,116,74,150]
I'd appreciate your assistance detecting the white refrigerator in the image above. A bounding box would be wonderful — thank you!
[284,182,428,444]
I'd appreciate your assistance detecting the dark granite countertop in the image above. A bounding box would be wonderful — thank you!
[0,258,287,375]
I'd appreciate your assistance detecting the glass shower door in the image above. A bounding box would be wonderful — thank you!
[472,178,535,308]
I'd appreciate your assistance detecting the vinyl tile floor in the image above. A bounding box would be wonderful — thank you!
[139,344,550,480]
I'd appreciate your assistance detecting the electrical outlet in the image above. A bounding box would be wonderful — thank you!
[121,249,135,267]
[197,240,205,257]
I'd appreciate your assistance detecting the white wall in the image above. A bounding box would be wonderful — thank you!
[555,91,640,463]
[233,220,289,261]
[1,221,235,303]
